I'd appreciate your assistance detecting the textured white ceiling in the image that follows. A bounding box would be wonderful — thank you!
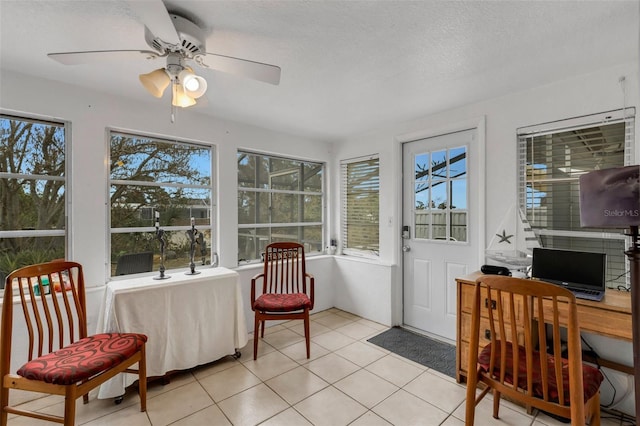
[0,0,638,141]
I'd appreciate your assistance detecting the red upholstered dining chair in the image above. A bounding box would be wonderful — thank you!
[1,261,147,426]
[465,275,603,425]
[250,242,314,360]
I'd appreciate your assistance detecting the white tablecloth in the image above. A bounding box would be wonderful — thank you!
[97,267,248,399]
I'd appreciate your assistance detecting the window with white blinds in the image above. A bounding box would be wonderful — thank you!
[518,108,635,289]
[341,155,380,256]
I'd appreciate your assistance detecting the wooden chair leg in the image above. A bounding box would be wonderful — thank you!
[1,386,8,426]
[464,373,478,425]
[304,312,310,359]
[254,315,260,360]
[82,380,89,404]
[260,320,265,338]
[492,390,501,419]
[139,346,147,412]
[589,393,601,426]
[64,389,76,426]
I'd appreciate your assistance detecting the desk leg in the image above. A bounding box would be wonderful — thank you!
[624,226,640,425]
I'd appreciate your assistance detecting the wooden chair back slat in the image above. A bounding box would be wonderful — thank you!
[263,243,306,295]
[522,292,533,399]
[4,262,86,361]
[536,295,548,402]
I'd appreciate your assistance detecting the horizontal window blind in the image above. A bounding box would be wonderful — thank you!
[341,155,380,255]
[518,108,635,288]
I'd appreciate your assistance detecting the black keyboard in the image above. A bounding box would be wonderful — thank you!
[569,287,603,301]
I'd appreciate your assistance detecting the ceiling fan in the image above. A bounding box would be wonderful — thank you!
[47,0,281,110]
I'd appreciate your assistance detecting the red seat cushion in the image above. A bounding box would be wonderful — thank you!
[478,341,603,404]
[17,333,147,385]
[253,293,311,312]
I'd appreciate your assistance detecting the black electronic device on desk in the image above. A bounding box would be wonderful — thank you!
[480,264,511,276]
[530,247,606,301]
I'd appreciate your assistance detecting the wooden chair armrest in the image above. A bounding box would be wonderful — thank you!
[306,273,315,310]
[250,273,265,308]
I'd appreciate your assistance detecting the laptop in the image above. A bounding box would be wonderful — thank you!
[531,248,606,302]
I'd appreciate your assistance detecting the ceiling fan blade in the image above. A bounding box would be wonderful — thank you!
[199,53,281,85]
[48,50,161,65]
[126,0,180,46]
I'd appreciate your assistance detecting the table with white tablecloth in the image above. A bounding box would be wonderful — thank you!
[97,267,248,399]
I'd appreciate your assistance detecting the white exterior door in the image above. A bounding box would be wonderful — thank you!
[402,128,481,341]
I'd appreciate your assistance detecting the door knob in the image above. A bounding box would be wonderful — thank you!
[402,245,411,252]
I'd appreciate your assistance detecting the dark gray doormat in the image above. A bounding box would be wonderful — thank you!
[367,326,456,378]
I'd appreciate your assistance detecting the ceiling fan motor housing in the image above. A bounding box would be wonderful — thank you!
[144,13,206,58]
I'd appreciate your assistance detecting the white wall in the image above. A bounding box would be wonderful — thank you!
[332,61,639,416]
[333,256,396,326]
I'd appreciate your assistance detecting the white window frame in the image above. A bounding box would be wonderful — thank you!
[0,112,70,293]
[237,150,325,264]
[108,130,215,278]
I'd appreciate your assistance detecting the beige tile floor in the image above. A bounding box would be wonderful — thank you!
[4,308,629,425]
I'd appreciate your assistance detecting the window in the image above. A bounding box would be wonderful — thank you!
[413,146,468,242]
[0,114,67,289]
[518,109,635,288]
[237,151,324,263]
[341,155,380,256]
[109,131,213,277]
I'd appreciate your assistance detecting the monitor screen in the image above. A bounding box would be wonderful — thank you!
[579,165,640,228]
[531,248,606,291]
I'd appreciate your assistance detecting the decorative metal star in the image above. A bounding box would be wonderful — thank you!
[496,229,513,244]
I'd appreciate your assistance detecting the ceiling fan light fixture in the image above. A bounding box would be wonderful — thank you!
[178,68,207,99]
[172,82,197,108]
[139,68,170,98]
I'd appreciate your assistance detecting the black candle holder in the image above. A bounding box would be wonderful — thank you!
[197,232,207,265]
[185,222,201,275]
[153,226,171,280]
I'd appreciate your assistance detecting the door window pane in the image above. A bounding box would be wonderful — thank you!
[431,150,447,180]
[413,146,468,242]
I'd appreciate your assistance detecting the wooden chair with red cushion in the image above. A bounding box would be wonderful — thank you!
[1,261,147,426]
[465,274,603,425]
[250,242,314,360]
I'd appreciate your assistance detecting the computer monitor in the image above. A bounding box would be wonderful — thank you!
[531,248,606,298]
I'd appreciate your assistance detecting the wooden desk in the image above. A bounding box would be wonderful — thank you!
[456,271,633,383]
[97,267,249,399]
